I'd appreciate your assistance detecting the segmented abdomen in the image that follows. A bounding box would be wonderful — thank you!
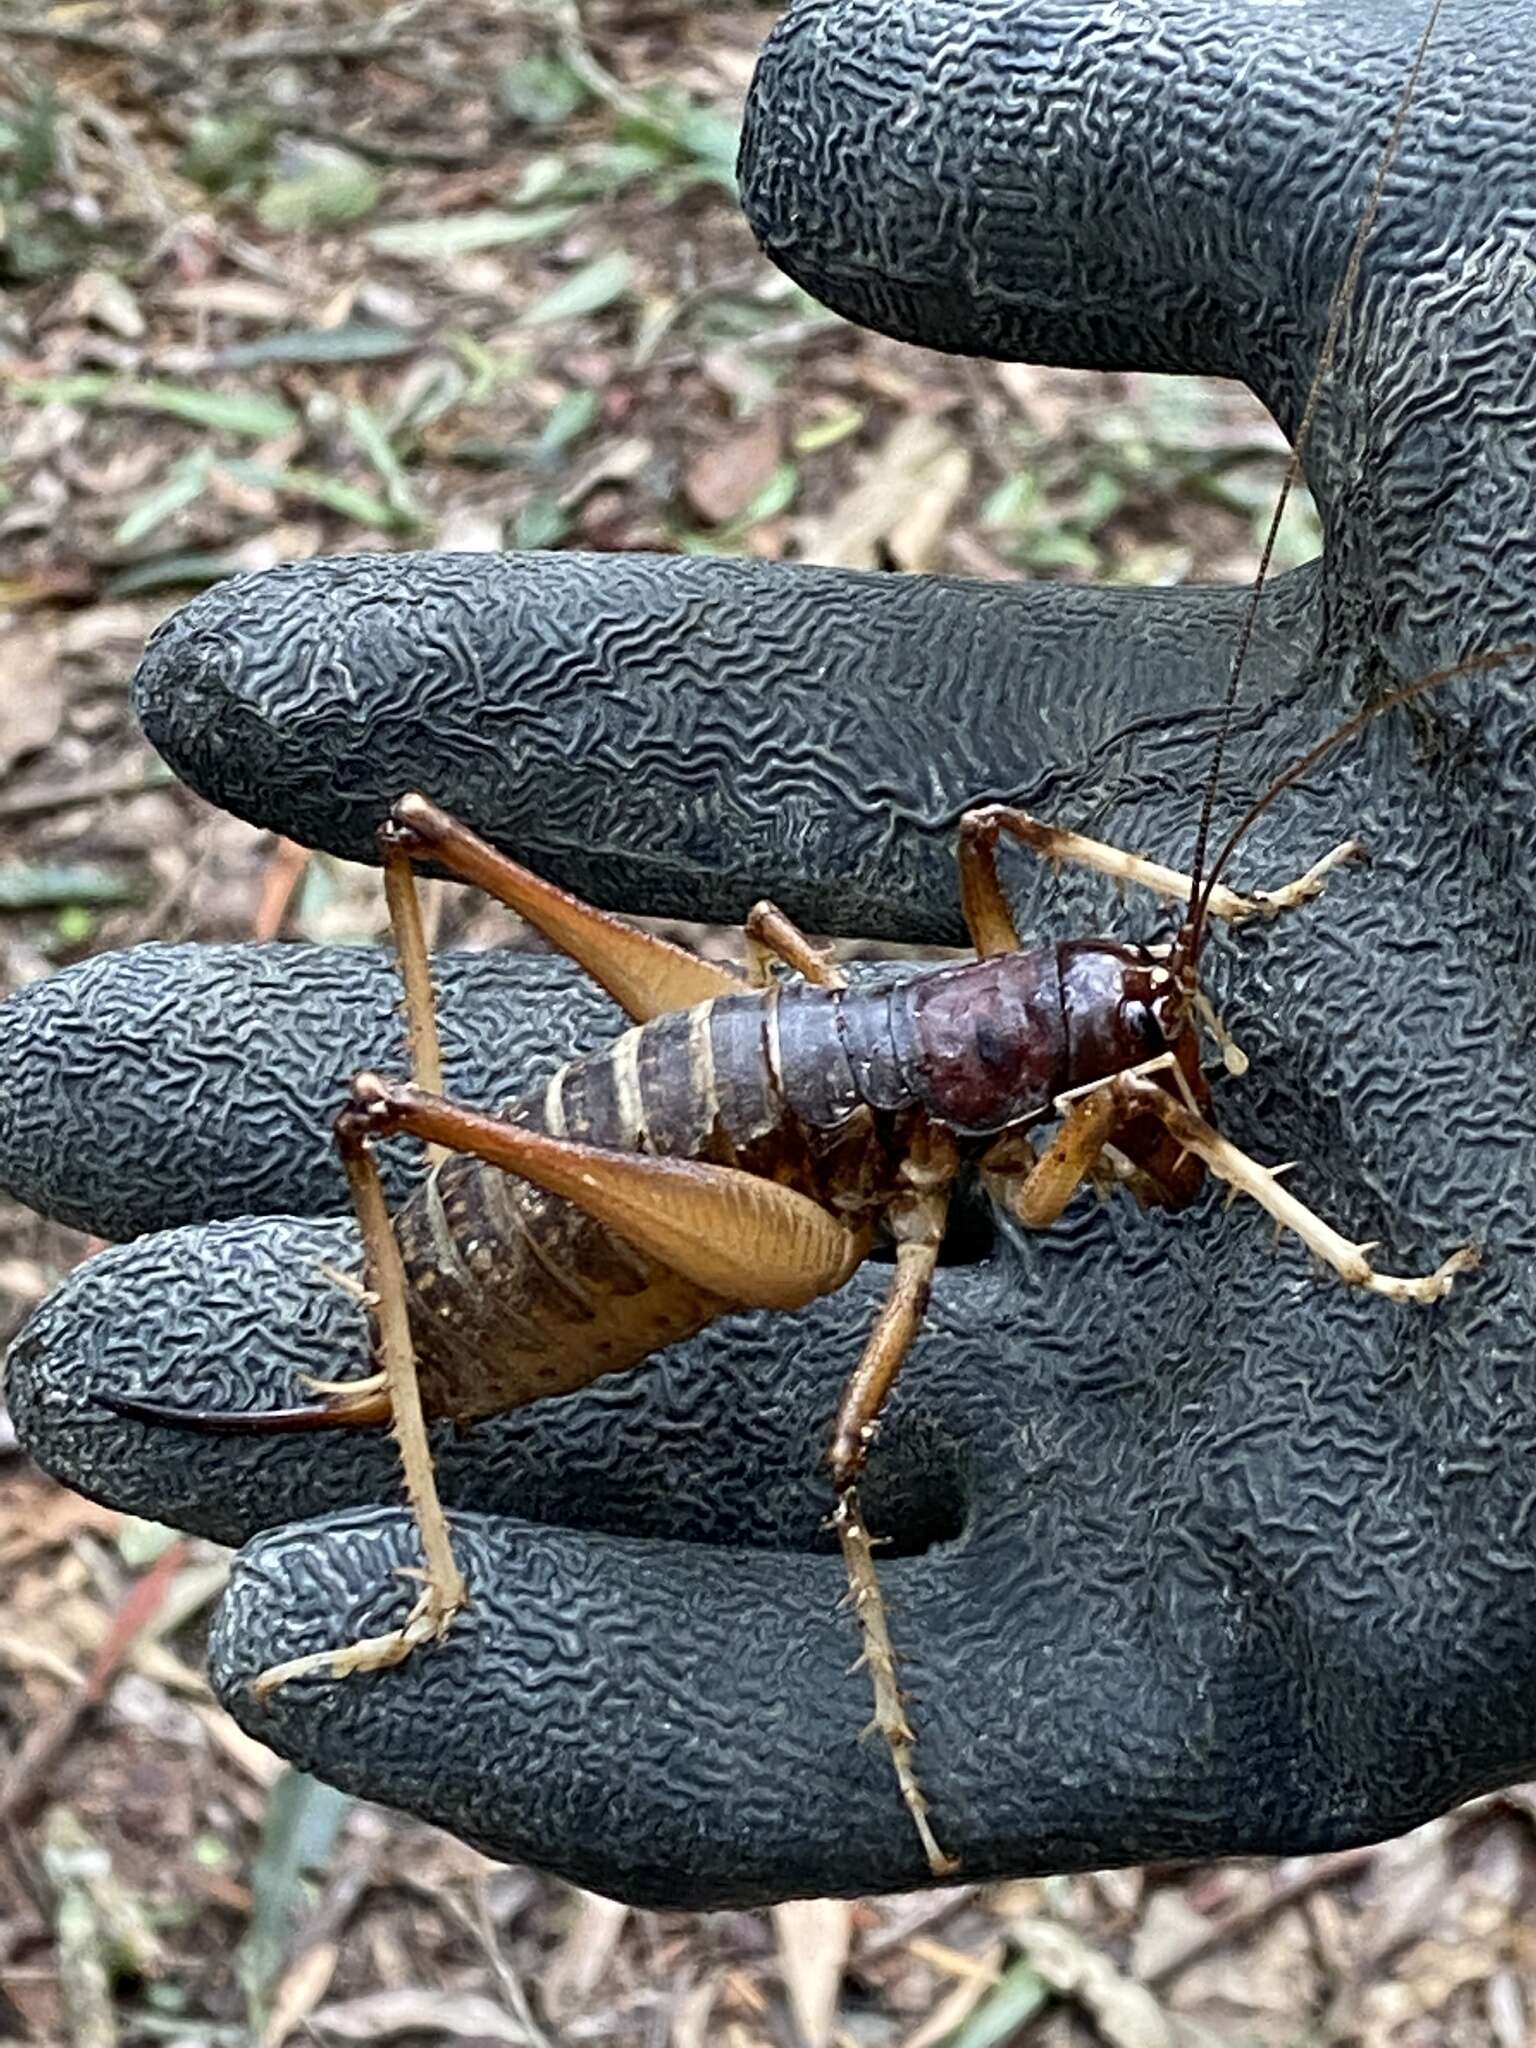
[397,950,1068,1421]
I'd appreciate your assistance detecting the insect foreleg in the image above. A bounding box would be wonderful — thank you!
[960,804,1363,929]
[984,1056,1210,1231]
[987,1088,1122,1229]
[1241,838,1366,917]
[251,1095,468,1698]
[381,793,742,1021]
[1110,1074,1480,1304]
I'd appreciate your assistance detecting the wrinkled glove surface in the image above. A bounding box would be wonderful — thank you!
[6,0,1536,1909]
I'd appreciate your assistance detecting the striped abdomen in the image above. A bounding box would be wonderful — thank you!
[395,944,1161,1420]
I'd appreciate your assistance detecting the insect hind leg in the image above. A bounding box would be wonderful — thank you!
[251,1089,468,1699]
[382,793,742,1022]
[828,1130,959,1878]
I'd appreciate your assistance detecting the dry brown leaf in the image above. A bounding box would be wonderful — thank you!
[772,1897,853,2048]
[194,1704,287,1790]
[985,1878,1050,1917]
[887,442,972,571]
[686,414,784,525]
[557,434,654,509]
[1129,1890,1214,1985]
[0,1483,120,1569]
[993,360,1047,415]
[1142,1886,1321,2044]
[1353,1820,1458,1966]
[228,522,326,573]
[0,565,97,607]
[434,508,505,552]
[1487,1968,1528,2048]
[58,603,165,657]
[64,270,146,341]
[168,280,296,321]
[0,1245,50,1310]
[798,415,969,570]
[1351,1934,1505,2048]
[847,355,925,406]
[0,624,64,774]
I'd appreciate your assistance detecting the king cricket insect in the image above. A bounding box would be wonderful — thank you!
[102,634,1527,1880]
[104,0,1533,1878]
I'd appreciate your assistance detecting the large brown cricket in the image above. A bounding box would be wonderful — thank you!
[104,674,1519,1877]
[104,0,1531,1876]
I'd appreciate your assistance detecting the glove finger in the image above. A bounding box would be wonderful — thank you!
[212,1483,1510,1909]
[7,1207,984,1552]
[211,1505,990,1906]
[742,0,1436,412]
[0,940,991,1248]
[0,941,622,1239]
[746,0,1536,696]
[134,550,1320,943]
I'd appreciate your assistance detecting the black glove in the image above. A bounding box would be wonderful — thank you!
[7,0,1535,1910]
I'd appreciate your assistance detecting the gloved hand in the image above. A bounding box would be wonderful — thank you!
[6,0,1535,1910]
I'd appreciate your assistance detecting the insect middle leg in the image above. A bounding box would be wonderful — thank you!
[744,898,847,988]
[825,1127,959,1877]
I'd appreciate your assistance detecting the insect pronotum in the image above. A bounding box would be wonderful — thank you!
[109,0,1535,1877]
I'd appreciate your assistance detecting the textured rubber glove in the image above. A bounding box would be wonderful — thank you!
[6,0,1535,1908]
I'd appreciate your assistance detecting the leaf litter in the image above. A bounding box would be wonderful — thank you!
[0,4,1514,2047]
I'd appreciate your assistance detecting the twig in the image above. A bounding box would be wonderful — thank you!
[264,114,487,169]
[554,8,652,125]
[461,1878,561,2048]
[0,764,170,826]
[216,26,425,66]
[0,15,170,61]
[252,837,313,943]
[0,13,423,69]
[1144,1845,1379,1991]
[507,0,653,124]
[647,311,847,376]
[0,1540,192,1828]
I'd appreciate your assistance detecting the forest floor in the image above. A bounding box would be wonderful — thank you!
[1,5,1530,2046]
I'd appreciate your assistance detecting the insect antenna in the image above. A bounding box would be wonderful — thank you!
[1197,640,1536,914]
[1174,0,1449,996]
